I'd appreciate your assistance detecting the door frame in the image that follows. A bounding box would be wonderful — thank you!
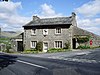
[43,41,49,52]
[72,38,76,49]
[17,41,23,52]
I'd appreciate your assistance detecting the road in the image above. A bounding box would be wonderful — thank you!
[0,48,100,75]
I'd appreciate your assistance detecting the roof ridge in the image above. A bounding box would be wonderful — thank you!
[41,16,71,20]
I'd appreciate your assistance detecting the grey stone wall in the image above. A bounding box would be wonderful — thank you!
[73,26,100,47]
[24,27,71,50]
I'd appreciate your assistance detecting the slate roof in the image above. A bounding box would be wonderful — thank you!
[12,33,23,39]
[23,16,72,27]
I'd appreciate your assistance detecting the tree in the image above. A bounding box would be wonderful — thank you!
[76,35,90,46]
[35,41,43,51]
[64,40,70,49]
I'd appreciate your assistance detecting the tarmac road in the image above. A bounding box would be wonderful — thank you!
[0,48,100,75]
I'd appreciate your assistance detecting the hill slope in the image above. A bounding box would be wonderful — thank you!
[1,31,22,38]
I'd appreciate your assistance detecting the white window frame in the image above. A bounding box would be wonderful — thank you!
[31,41,37,48]
[43,41,49,51]
[55,27,62,34]
[54,41,63,48]
[31,29,36,35]
[43,29,48,35]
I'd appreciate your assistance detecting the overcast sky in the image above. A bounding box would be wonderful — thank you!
[0,0,100,35]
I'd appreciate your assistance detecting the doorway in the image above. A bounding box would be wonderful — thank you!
[43,42,48,52]
[72,38,76,49]
[17,41,23,51]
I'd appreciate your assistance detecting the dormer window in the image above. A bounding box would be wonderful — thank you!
[43,29,48,35]
[55,28,61,34]
[31,29,36,35]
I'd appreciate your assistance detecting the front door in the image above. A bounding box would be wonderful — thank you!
[43,42,48,52]
[17,41,23,52]
[72,38,76,49]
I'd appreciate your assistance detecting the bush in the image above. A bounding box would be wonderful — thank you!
[76,36,90,45]
[77,45,90,49]
[4,44,11,53]
[64,42,70,49]
[22,49,39,54]
[36,41,43,51]
[47,48,70,53]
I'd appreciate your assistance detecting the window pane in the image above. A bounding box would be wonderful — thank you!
[55,41,62,48]
[31,29,36,35]
[60,41,62,48]
[56,28,61,34]
[31,41,37,48]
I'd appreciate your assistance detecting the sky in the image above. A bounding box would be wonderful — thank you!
[0,0,100,35]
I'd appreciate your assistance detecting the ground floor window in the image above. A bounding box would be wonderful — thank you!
[55,41,62,48]
[31,41,37,48]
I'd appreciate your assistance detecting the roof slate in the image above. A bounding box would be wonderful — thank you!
[12,33,23,39]
[23,17,72,27]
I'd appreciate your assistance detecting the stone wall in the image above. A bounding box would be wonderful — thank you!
[24,26,71,50]
[73,26,100,47]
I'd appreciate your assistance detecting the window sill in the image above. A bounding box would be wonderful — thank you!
[31,34,36,36]
[55,33,61,36]
[31,47,35,48]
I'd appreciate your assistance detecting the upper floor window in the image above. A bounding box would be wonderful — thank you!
[55,28,61,34]
[43,29,48,35]
[31,41,37,48]
[31,29,36,35]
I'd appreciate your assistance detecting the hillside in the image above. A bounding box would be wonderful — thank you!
[0,31,22,38]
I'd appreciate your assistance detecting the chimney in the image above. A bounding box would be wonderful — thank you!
[33,16,40,22]
[72,12,76,17]
[71,12,77,26]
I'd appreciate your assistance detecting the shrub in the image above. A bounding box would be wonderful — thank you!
[77,36,90,44]
[22,49,38,54]
[35,41,43,51]
[77,45,90,49]
[5,44,11,53]
[64,42,70,49]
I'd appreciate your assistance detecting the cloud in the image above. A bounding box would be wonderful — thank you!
[81,26,100,36]
[77,18,100,27]
[35,3,63,18]
[0,2,63,31]
[77,16,100,35]
[0,1,22,14]
[76,0,100,17]
[75,0,100,35]
[0,1,30,31]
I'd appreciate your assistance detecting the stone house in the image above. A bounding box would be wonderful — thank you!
[11,12,100,52]
[22,12,100,52]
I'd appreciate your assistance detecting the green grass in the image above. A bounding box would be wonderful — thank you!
[0,37,10,45]
[22,49,39,54]
[0,38,10,43]
[0,37,11,52]
[77,45,100,50]
[77,45,90,49]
